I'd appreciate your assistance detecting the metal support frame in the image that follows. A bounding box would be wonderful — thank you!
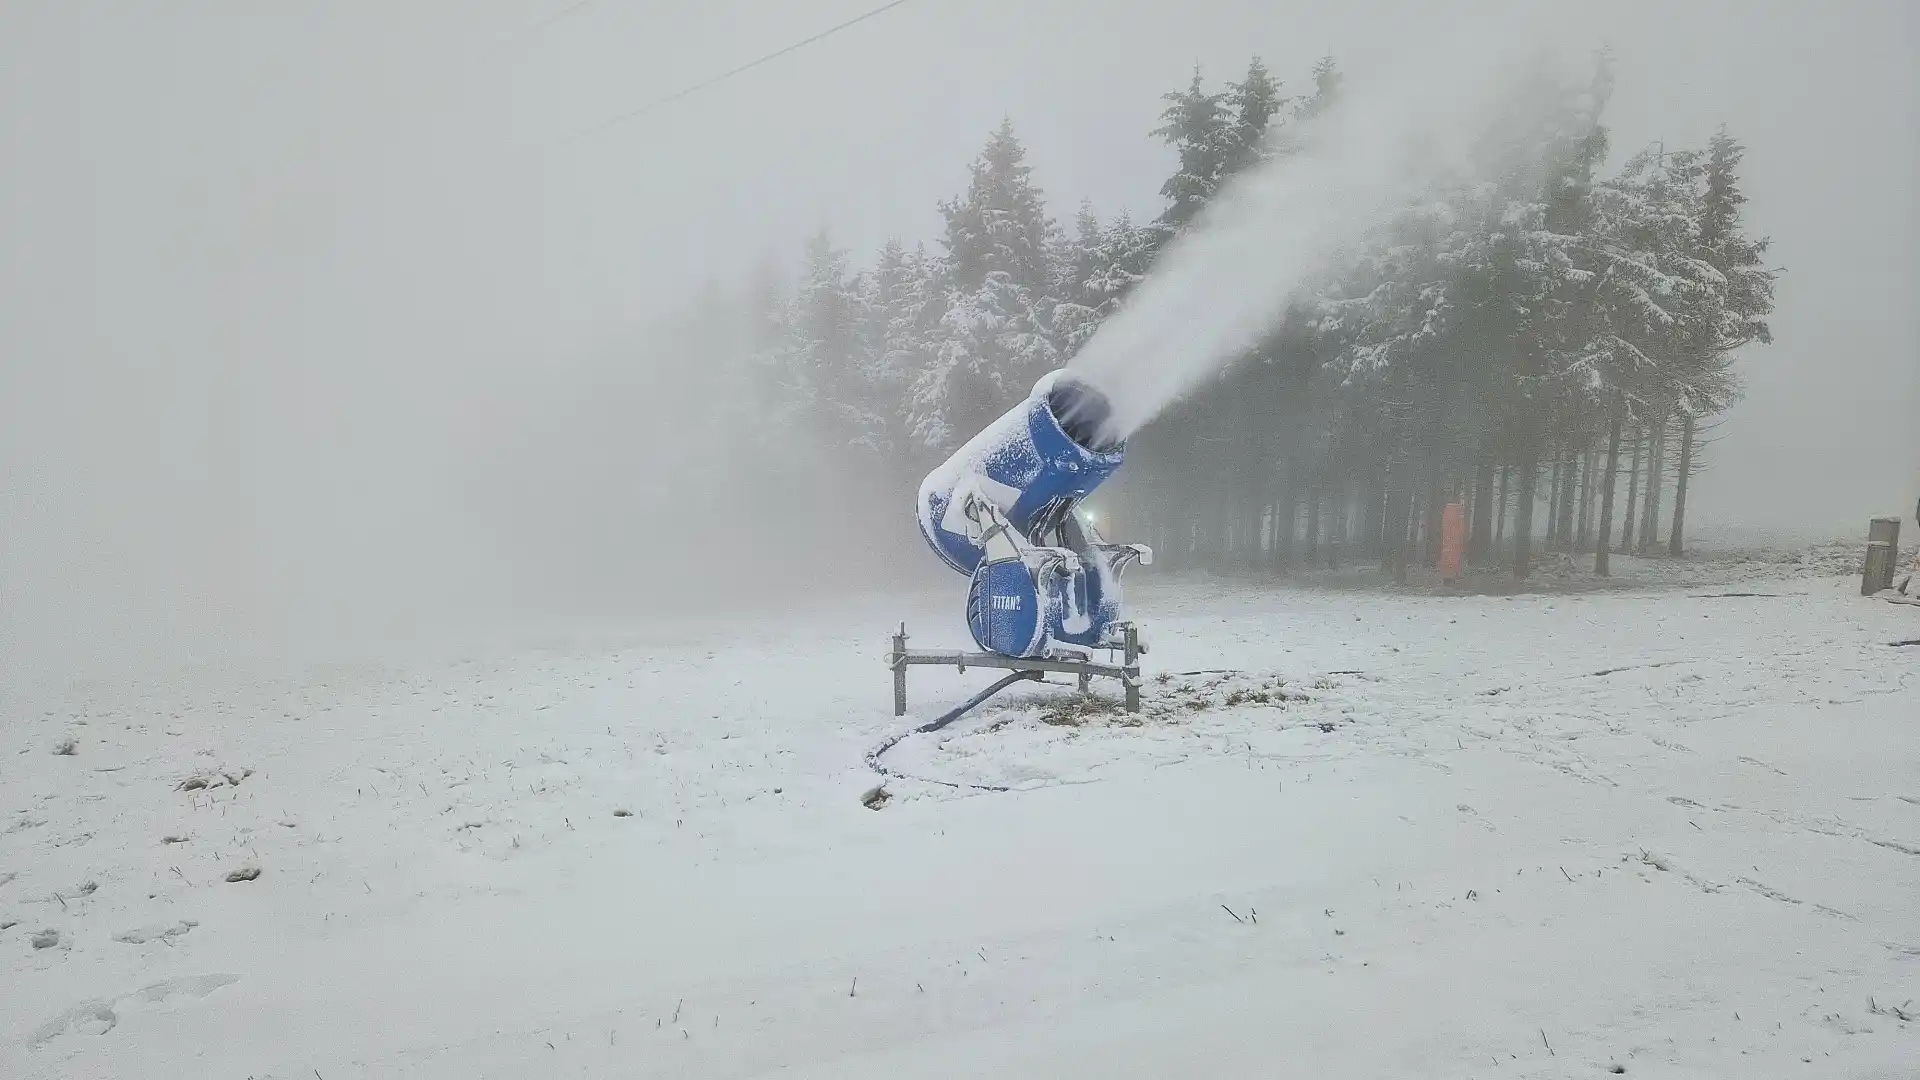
[889,622,1142,718]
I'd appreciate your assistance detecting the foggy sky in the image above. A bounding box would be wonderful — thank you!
[1,1,1914,685]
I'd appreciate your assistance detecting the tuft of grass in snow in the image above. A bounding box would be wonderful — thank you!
[1038,694,1121,727]
[1149,673,1310,719]
[176,766,253,792]
[1867,996,1914,1023]
[1025,672,1323,731]
[52,738,77,756]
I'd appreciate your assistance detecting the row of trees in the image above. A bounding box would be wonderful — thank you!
[685,52,1776,582]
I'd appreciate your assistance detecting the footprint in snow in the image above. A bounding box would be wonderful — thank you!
[113,920,197,944]
[28,974,240,1048]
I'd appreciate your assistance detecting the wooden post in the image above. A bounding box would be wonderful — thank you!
[1864,518,1901,595]
[1123,624,1141,714]
[892,624,908,716]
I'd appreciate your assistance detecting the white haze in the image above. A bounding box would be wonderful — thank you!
[1072,45,1561,440]
[0,3,1911,694]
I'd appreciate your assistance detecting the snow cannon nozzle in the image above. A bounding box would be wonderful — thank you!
[1046,375,1124,455]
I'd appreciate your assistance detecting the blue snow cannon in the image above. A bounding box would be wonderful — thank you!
[916,371,1152,660]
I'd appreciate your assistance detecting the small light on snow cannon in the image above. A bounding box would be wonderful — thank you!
[916,371,1152,660]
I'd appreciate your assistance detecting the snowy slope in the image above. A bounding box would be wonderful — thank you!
[2,569,1916,1078]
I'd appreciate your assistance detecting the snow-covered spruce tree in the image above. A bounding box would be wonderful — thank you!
[1052,201,1109,360]
[1151,67,1234,235]
[1480,52,1614,578]
[1587,143,1697,561]
[734,255,798,482]
[1295,55,1342,124]
[861,239,943,468]
[1123,63,1228,559]
[1666,126,1773,555]
[1311,186,1461,577]
[1130,58,1298,571]
[1224,57,1287,175]
[1584,135,1760,557]
[1092,211,1156,311]
[1308,50,1623,580]
[940,118,1060,298]
[908,120,1063,451]
[777,229,892,455]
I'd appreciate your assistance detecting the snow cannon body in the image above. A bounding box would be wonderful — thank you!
[916,371,1151,660]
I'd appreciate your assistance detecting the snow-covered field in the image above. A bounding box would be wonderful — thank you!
[3,557,1917,1078]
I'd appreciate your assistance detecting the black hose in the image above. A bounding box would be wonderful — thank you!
[865,670,1043,792]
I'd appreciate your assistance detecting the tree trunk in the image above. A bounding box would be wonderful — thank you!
[1362,459,1385,561]
[1393,482,1417,584]
[1165,485,1184,570]
[1304,481,1321,566]
[1198,487,1218,571]
[1423,460,1446,567]
[1272,462,1296,574]
[1243,493,1263,571]
[1638,411,1669,552]
[1575,447,1596,552]
[1618,425,1642,555]
[1470,453,1495,564]
[1494,464,1511,551]
[1545,451,1563,549]
[1668,413,1696,556]
[1570,450,1586,552]
[1587,446,1603,548]
[1328,489,1346,569]
[1378,462,1399,574]
[1595,395,1624,576]
[1225,493,1242,568]
[1512,440,1540,578]
[1381,427,1416,583]
[1556,447,1579,553]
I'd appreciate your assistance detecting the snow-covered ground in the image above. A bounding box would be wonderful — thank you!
[3,556,1917,1078]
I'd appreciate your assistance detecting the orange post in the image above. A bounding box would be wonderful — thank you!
[1439,501,1466,585]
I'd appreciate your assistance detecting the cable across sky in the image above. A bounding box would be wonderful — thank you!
[571,0,924,141]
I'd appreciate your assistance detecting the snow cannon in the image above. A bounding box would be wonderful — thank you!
[916,371,1152,660]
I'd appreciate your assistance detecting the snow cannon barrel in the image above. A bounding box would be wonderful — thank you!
[916,371,1125,576]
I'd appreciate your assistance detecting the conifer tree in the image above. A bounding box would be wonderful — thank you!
[911,121,1063,448]
[1224,57,1286,174]
[1151,68,1233,232]
[781,229,882,450]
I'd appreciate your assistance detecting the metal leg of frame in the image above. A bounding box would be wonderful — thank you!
[1123,623,1141,714]
[892,624,908,717]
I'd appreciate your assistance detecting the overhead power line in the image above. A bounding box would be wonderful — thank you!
[571,0,922,141]
[478,0,597,61]
[521,1,596,39]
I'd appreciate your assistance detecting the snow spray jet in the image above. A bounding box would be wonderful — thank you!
[1069,45,1568,443]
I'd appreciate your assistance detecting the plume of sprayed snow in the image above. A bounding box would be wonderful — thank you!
[1070,44,1575,441]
